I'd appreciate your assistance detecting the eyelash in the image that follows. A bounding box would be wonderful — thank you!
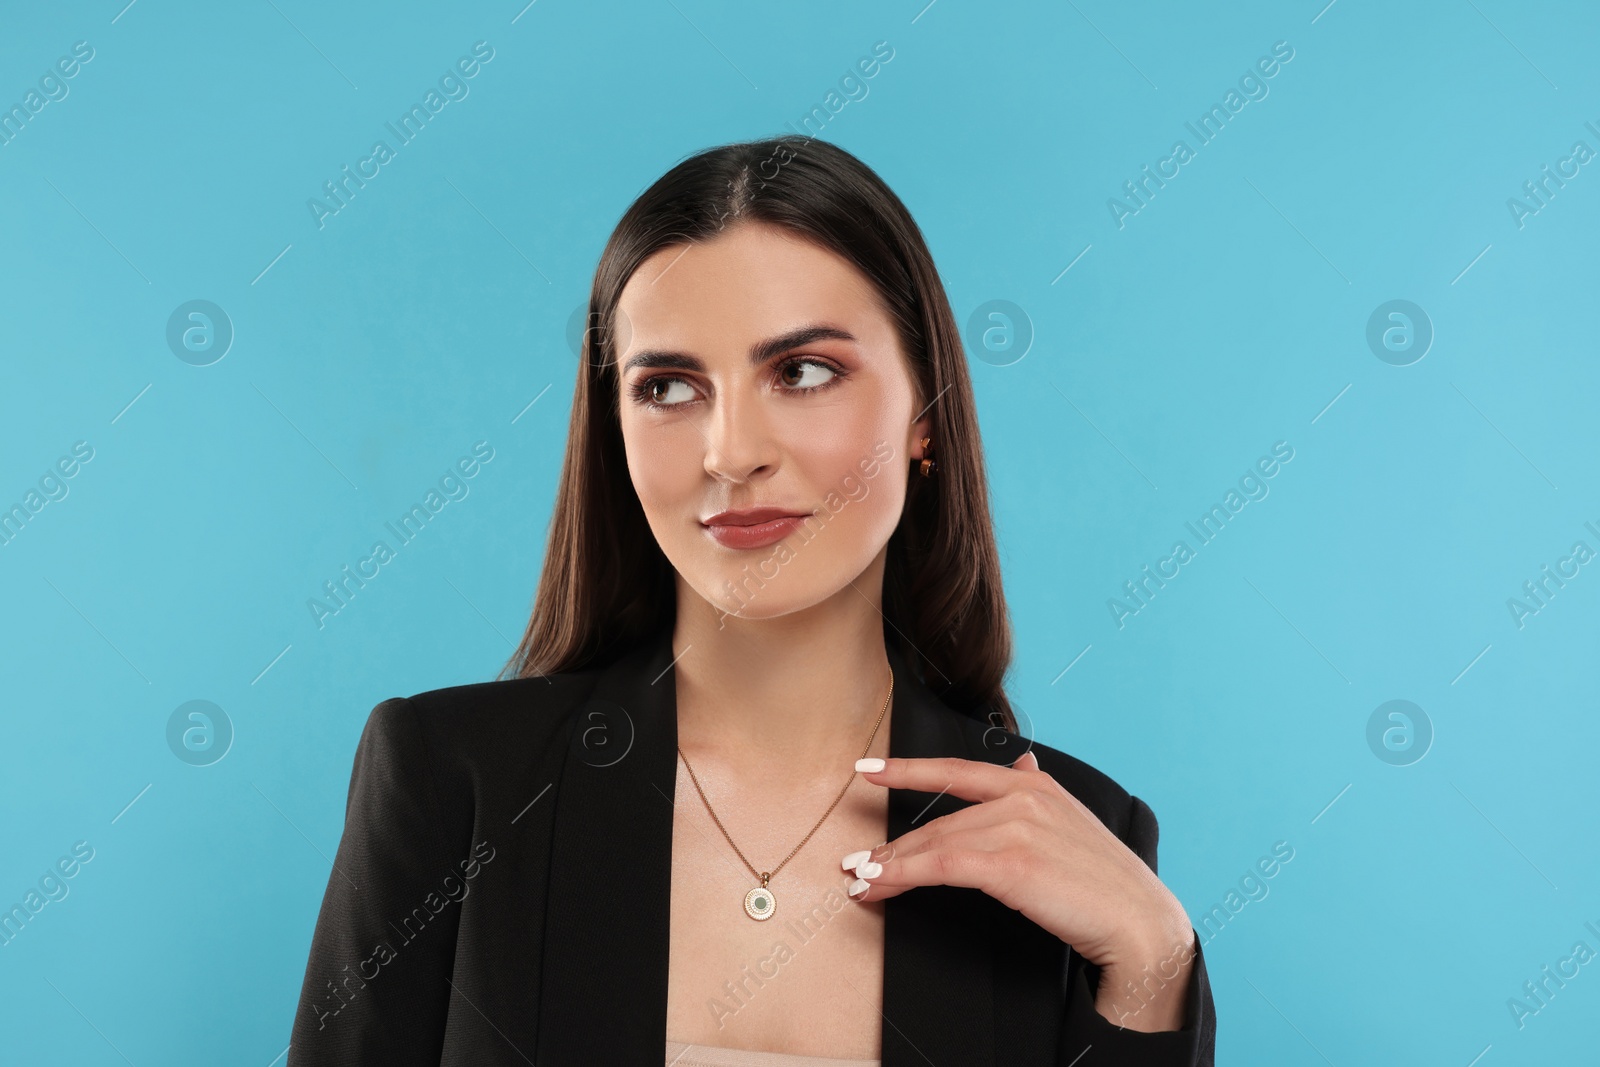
[626,357,845,412]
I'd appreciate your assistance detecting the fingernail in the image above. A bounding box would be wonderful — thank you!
[854,860,883,878]
[847,877,870,898]
[855,758,886,772]
[841,849,872,870]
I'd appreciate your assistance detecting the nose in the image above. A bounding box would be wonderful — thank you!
[701,383,777,484]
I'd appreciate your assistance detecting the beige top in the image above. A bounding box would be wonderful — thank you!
[666,1039,880,1067]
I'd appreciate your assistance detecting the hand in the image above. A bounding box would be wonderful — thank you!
[844,751,1197,1031]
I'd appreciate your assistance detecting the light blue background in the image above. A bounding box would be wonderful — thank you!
[3,1,1596,1063]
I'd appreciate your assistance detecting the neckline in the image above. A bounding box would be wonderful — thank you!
[664,1037,882,1065]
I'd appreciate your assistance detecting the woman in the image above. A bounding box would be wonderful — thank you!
[289,136,1216,1066]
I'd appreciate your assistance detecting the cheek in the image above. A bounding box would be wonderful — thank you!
[621,419,699,528]
[806,411,900,476]
[784,424,907,546]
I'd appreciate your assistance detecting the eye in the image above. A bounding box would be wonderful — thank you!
[634,376,698,409]
[777,358,839,392]
[626,356,845,413]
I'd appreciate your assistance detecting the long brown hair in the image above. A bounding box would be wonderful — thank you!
[499,135,1015,731]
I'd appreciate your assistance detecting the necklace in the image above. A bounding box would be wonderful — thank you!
[676,667,893,921]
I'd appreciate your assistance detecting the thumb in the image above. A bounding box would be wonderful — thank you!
[1013,749,1040,771]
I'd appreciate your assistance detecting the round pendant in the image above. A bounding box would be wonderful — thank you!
[743,885,776,921]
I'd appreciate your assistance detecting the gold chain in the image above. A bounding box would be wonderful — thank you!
[677,667,894,887]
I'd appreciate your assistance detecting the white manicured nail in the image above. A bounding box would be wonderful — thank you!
[855,758,886,772]
[841,850,872,870]
[848,877,870,898]
[855,860,883,879]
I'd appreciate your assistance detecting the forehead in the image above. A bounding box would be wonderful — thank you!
[616,222,890,344]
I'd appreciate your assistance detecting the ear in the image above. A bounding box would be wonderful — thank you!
[909,413,933,460]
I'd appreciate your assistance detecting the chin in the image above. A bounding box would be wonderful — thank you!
[682,550,861,622]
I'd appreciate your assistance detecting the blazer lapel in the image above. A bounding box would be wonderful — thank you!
[536,628,681,1065]
[534,629,1001,1067]
[880,640,997,1067]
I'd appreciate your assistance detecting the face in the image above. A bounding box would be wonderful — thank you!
[614,221,931,623]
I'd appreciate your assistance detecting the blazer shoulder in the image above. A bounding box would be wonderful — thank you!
[945,708,1143,841]
[367,666,607,773]
[401,666,602,718]
[1028,738,1133,817]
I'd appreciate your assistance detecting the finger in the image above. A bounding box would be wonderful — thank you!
[875,820,1037,883]
[855,755,1030,804]
[853,793,1033,870]
[847,873,909,903]
[851,829,1011,902]
[845,842,906,903]
[1014,750,1040,771]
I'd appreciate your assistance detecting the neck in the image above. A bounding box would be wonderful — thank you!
[670,554,896,790]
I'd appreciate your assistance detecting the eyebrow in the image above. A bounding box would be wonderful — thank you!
[619,323,858,375]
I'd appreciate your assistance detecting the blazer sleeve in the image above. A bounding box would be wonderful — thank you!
[1055,794,1217,1066]
[288,697,461,1065]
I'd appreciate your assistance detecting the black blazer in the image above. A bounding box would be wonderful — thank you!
[289,625,1216,1065]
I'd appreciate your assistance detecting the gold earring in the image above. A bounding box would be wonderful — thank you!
[918,436,937,478]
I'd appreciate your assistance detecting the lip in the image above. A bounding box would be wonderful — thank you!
[701,507,813,551]
[702,507,810,526]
